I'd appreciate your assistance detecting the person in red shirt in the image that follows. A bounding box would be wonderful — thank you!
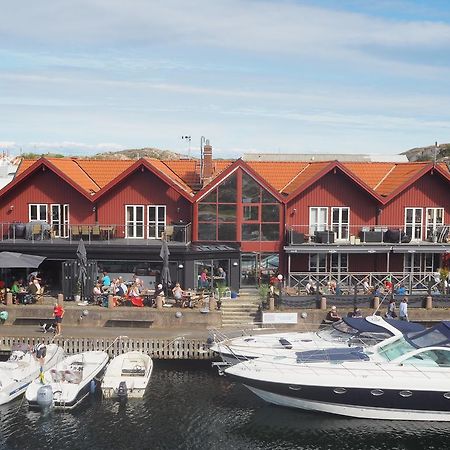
[53,302,65,336]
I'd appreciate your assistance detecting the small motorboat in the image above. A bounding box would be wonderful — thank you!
[0,343,64,405]
[101,351,153,400]
[25,351,109,410]
[226,321,450,421]
[210,316,424,367]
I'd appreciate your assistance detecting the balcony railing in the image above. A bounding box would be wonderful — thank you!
[0,222,192,245]
[287,271,445,295]
[286,224,450,245]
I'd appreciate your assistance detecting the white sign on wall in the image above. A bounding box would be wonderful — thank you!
[262,312,298,324]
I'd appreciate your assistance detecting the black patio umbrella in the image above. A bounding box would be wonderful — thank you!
[76,238,88,301]
[160,238,171,293]
[0,251,46,268]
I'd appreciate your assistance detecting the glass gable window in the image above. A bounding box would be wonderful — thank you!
[198,173,237,241]
[198,170,280,242]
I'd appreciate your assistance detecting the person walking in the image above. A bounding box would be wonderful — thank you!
[399,297,409,321]
[386,298,397,319]
[53,302,65,336]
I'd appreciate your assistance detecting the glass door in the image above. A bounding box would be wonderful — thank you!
[405,208,423,241]
[125,205,144,238]
[148,205,166,239]
[241,253,258,286]
[51,204,70,238]
[331,207,349,241]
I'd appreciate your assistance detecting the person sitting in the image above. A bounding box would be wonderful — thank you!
[92,282,104,305]
[328,280,337,295]
[101,271,111,293]
[128,283,141,297]
[172,282,184,305]
[306,280,316,295]
[349,307,363,318]
[362,277,373,294]
[10,280,21,304]
[395,283,407,296]
[326,305,341,322]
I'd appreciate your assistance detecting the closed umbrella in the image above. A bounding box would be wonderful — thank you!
[0,251,46,268]
[160,239,171,293]
[76,238,88,301]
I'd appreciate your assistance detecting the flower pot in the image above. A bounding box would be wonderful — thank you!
[74,294,81,302]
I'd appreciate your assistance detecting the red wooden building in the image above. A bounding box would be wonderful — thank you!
[0,142,449,296]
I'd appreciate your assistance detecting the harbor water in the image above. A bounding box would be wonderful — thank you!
[1,361,449,450]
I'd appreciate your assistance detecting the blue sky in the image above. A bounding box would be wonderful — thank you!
[1,0,450,158]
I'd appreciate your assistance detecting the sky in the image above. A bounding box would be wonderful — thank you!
[1,0,450,158]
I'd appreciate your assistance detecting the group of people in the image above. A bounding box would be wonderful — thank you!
[386,297,409,321]
[0,275,45,305]
[198,267,227,289]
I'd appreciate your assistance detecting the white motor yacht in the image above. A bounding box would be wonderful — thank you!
[0,343,64,405]
[102,351,153,400]
[210,316,424,366]
[226,322,450,421]
[26,351,109,410]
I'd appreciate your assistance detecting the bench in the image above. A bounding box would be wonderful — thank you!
[14,317,51,326]
[104,319,154,328]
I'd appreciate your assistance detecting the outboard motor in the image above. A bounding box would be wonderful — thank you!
[117,381,128,402]
[37,385,53,410]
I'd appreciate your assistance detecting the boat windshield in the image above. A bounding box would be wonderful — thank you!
[377,338,415,362]
[402,349,450,367]
[316,320,357,342]
[408,328,450,348]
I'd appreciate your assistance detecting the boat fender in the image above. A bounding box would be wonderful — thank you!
[90,379,96,394]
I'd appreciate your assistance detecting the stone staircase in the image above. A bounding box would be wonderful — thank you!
[220,288,262,327]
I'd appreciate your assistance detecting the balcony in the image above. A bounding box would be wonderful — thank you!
[0,222,192,246]
[286,224,450,247]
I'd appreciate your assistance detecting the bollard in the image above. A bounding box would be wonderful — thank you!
[57,293,64,305]
[373,296,380,310]
[320,297,327,310]
[6,292,13,305]
[269,296,275,311]
[108,295,115,309]
[209,295,216,311]
[156,295,163,310]
[425,295,433,310]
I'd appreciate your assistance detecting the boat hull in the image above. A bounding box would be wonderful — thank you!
[229,376,450,421]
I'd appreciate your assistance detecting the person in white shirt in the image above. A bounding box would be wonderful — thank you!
[399,297,408,321]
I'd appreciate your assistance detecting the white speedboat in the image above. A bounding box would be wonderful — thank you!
[25,351,109,410]
[210,316,424,366]
[102,351,153,400]
[0,343,64,405]
[226,321,450,421]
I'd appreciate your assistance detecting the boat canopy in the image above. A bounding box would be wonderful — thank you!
[340,317,425,335]
[407,321,450,349]
[296,347,370,363]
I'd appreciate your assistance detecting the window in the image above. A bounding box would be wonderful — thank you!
[331,253,348,272]
[405,208,423,240]
[404,253,438,273]
[125,205,144,238]
[29,204,48,222]
[331,207,350,240]
[309,207,328,235]
[148,205,166,239]
[426,208,444,239]
[309,253,327,272]
[243,205,259,221]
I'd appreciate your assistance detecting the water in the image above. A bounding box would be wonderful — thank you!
[1,361,449,450]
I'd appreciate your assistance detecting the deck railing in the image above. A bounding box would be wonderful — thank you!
[0,222,192,245]
[287,271,446,295]
[286,224,450,245]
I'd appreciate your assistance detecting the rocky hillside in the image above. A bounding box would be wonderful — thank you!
[402,143,450,162]
[92,147,188,160]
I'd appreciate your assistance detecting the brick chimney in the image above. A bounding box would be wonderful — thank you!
[202,140,214,186]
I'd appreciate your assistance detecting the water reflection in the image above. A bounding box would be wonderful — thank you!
[0,361,449,450]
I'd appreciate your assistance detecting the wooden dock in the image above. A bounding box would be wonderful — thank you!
[0,335,214,360]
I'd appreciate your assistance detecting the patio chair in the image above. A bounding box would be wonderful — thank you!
[81,225,91,238]
[71,225,81,239]
[164,225,174,241]
[91,225,101,239]
[31,223,42,240]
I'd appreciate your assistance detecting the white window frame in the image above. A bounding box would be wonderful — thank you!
[331,253,348,273]
[125,205,145,239]
[51,204,70,238]
[331,207,350,241]
[309,207,328,235]
[147,205,166,239]
[29,204,48,222]
[404,207,423,241]
[426,207,444,240]
[308,253,327,272]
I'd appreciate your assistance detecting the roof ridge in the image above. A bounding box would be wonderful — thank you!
[280,163,311,193]
[373,164,396,191]
[72,159,101,192]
